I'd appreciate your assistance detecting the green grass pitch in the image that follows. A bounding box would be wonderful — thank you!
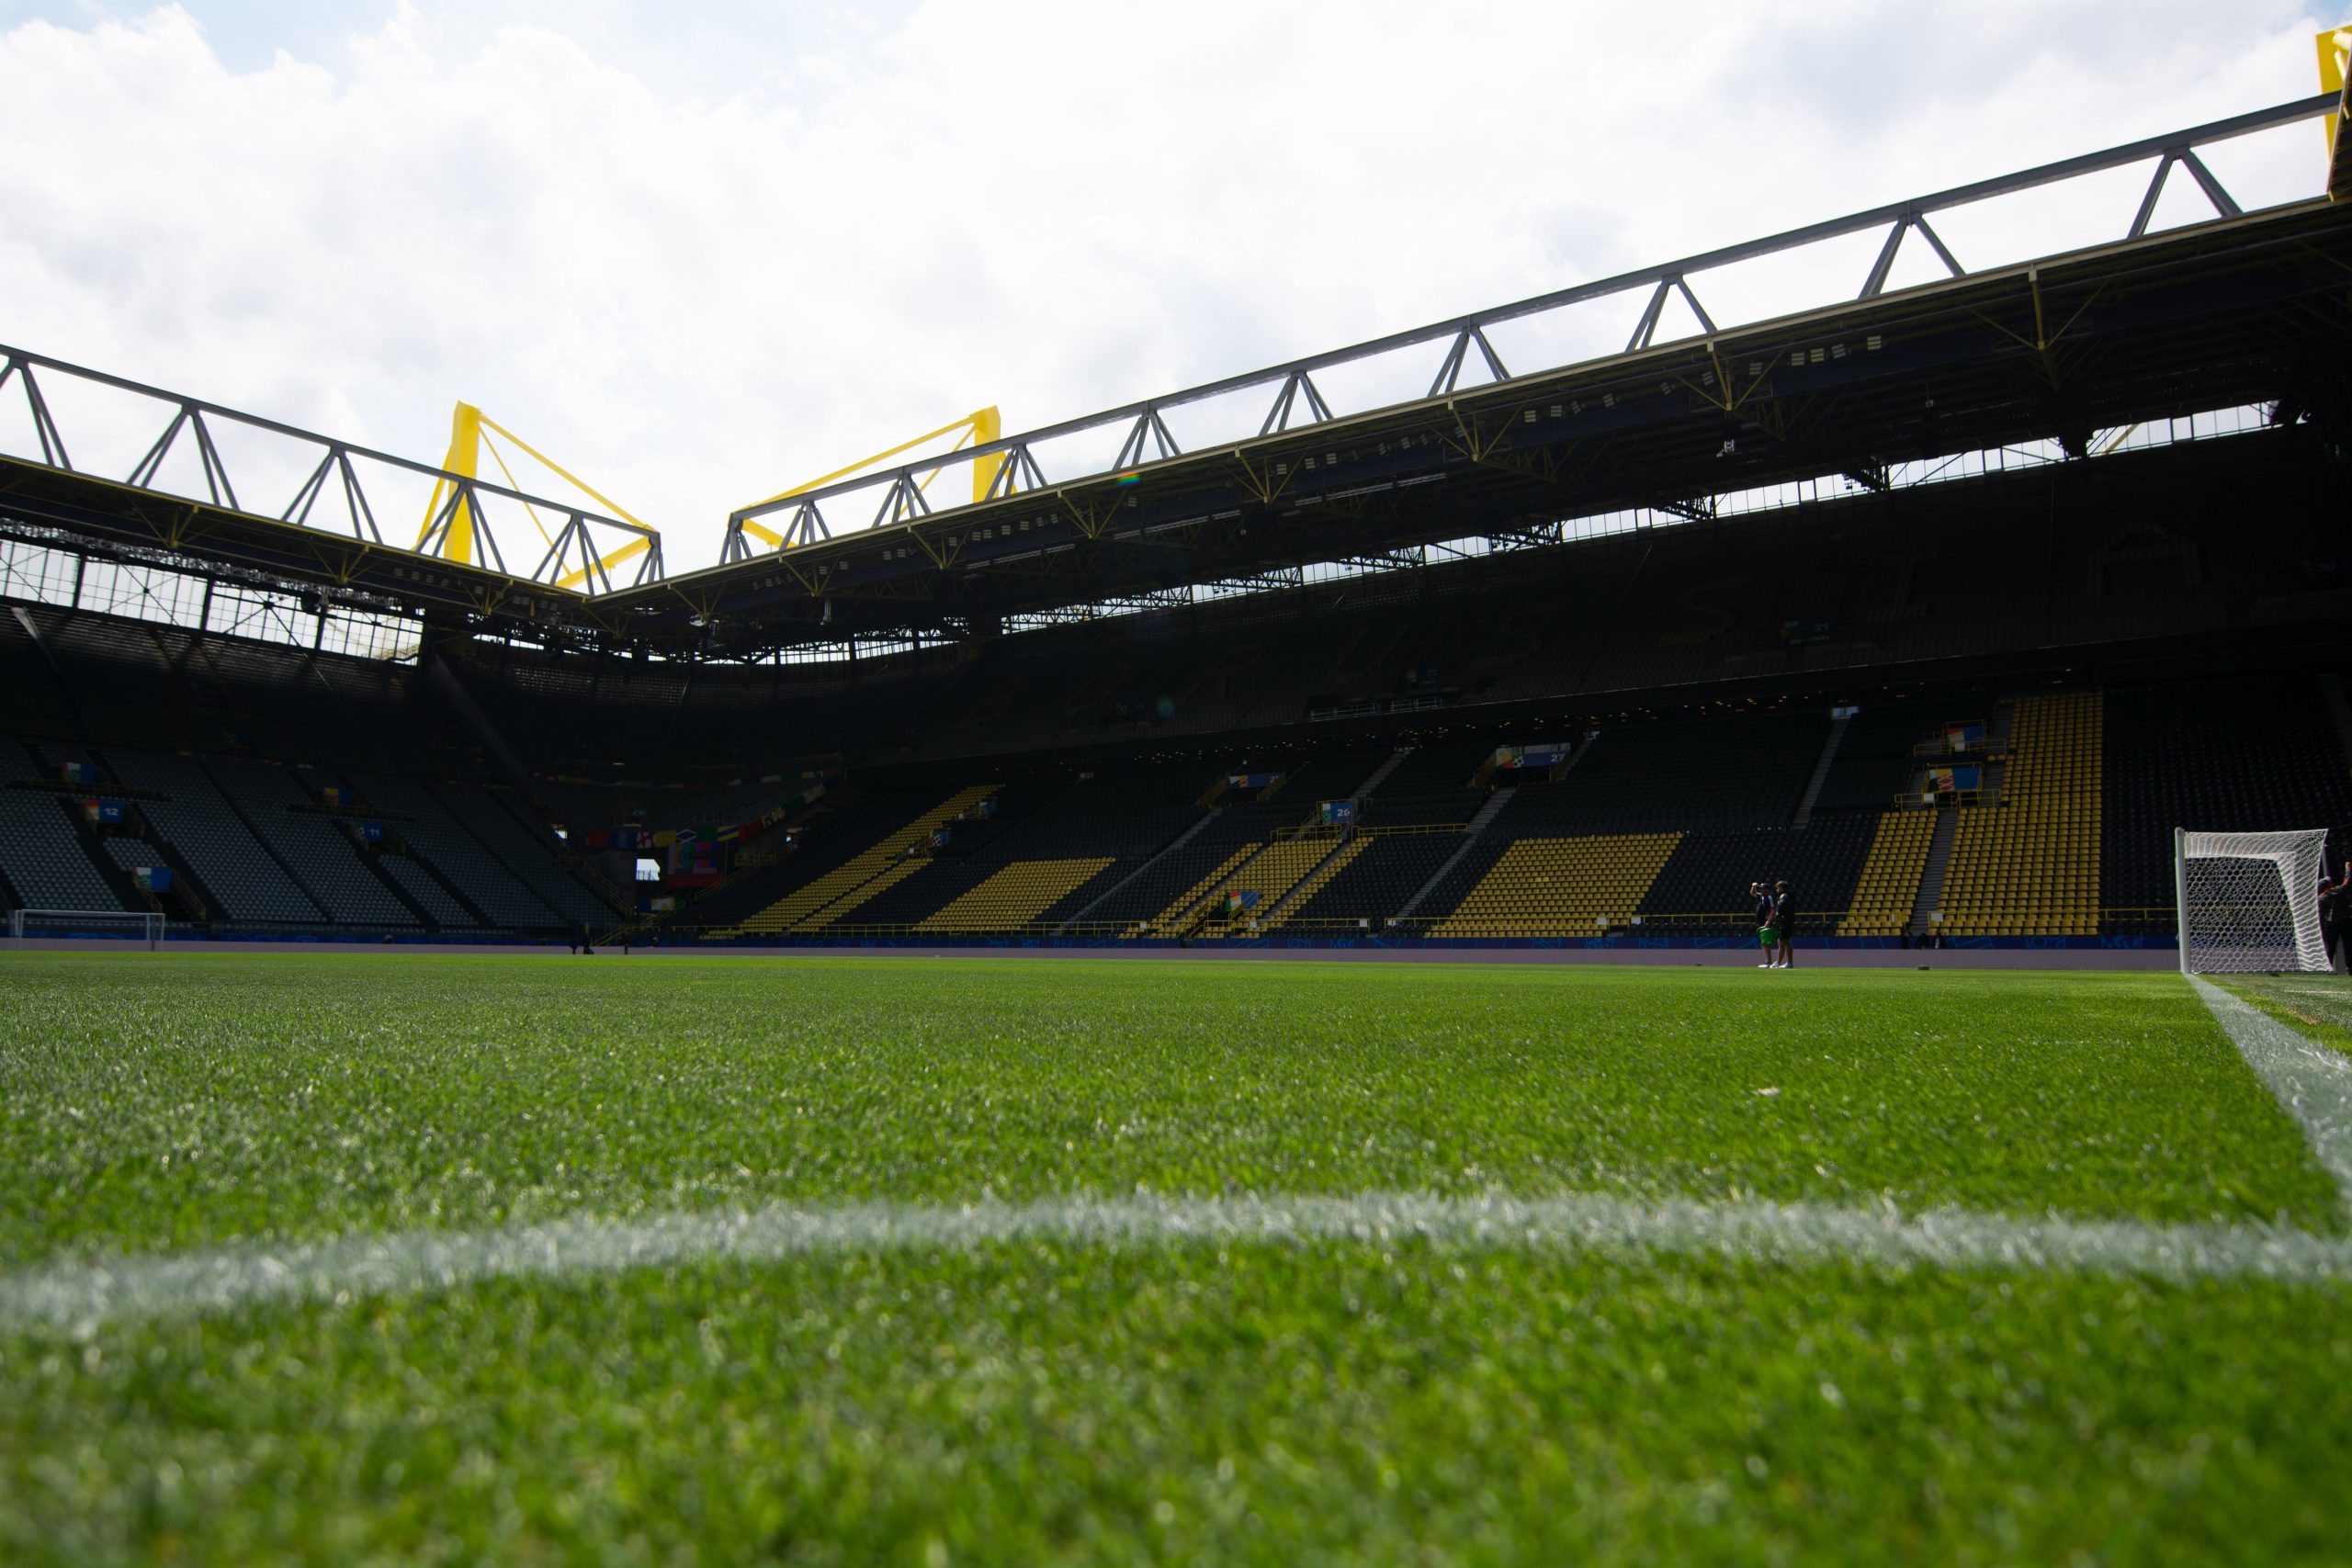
[2,953,2347,1563]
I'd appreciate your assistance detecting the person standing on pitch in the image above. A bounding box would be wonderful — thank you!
[2323,859,2350,973]
[1752,879,1776,967]
[1770,878,1796,969]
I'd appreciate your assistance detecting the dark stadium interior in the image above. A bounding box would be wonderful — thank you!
[5,121,2351,953]
[4,416,2347,947]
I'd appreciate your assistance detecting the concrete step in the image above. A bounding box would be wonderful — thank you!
[1910,808,1961,938]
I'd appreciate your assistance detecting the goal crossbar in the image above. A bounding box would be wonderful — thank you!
[2174,828,2332,975]
[6,908,166,950]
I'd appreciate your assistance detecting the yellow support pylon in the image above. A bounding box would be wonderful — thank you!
[416,402,658,588]
[2320,25,2352,200]
[736,407,1002,552]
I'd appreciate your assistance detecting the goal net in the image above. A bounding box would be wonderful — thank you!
[6,908,166,950]
[2174,829,2332,974]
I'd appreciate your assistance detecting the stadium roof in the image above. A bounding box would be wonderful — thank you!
[2,94,2346,660]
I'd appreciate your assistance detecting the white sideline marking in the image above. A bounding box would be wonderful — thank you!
[4,1189,2349,1335]
[2190,976,2352,1219]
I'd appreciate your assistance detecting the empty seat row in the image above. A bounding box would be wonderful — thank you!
[104,749,324,924]
[201,757,414,926]
[347,773,563,931]
[0,787,125,912]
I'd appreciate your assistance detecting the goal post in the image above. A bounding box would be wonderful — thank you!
[2173,828,2333,974]
[6,908,166,950]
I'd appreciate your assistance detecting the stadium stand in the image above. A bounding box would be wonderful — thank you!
[1096,750,1388,936]
[97,835,174,899]
[915,859,1118,933]
[0,615,84,740]
[725,786,999,934]
[666,799,894,932]
[1430,832,1683,939]
[1260,837,1368,928]
[1938,693,2104,938]
[471,788,624,928]
[1194,836,1350,938]
[2100,677,2352,931]
[1358,738,1493,828]
[991,764,1219,927]
[378,854,480,930]
[1810,705,1930,814]
[836,778,1080,929]
[1838,811,1937,938]
[0,784,123,913]
[9,409,2352,951]
[345,773,566,931]
[200,758,415,927]
[1284,834,1464,930]
[1637,816,1880,939]
[104,750,326,925]
[1129,843,1260,938]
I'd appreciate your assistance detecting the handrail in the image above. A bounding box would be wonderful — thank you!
[1896,788,2003,807]
[634,903,2181,942]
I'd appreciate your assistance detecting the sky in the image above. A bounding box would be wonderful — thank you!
[0,2,2339,570]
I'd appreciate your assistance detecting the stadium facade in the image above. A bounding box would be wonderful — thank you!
[4,93,2350,953]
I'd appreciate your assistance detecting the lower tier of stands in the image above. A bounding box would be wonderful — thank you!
[0,737,624,939]
[7,673,2348,948]
[623,675,2351,948]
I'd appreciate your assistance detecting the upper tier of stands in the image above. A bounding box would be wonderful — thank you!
[862,434,2346,764]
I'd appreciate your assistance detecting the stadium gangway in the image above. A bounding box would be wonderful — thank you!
[721,91,2343,562]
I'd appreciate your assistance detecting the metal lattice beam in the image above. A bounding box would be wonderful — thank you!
[0,346,662,597]
[724,94,2334,552]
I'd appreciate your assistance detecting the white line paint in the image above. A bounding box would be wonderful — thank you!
[7,976,2347,1335]
[2190,976,2352,1219]
[4,1189,2348,1336]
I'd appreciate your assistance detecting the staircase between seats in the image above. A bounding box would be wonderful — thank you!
[1791,710,1851,829]
[1393,786,1517,922]
[1056,807,1224,933]
[1909,809,1960,940]
[1350,747,1413,802]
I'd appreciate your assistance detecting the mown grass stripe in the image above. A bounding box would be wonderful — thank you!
[2191,974,2352,1216]
[6,1190,2351,1335]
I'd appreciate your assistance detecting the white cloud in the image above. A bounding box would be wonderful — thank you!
[0,1,2334,568]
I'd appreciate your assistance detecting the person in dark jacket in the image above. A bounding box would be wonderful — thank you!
[1770,879,1797,969]
[1750,880,1776,967]
[2323,861,2350,972]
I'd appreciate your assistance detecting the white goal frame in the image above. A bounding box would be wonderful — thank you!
[6,908,166,950]
[2173,828,2332,975]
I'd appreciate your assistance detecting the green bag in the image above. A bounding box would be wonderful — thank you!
[1757,925,1779,948]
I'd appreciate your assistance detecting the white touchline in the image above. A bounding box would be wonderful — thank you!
[3,1188,2349,1336]
[2190,976,2352,1220]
